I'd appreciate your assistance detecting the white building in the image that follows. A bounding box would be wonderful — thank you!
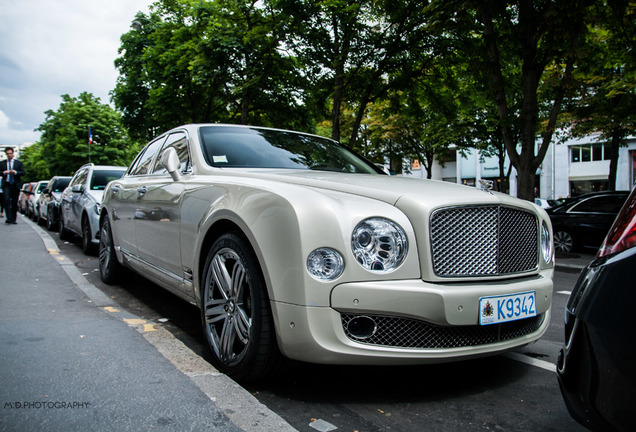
[406,134,636,198]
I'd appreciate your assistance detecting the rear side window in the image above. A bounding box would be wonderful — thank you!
[571,195,626,214]
[129,137,166,176]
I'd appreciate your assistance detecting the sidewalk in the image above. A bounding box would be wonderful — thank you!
[0,215,295,432]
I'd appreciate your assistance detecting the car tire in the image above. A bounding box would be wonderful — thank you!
[82,216,96,255]
[59,215,71,240]
[46,215,55,231]
[201,232,282,382]
[99,217,122,284]
[554,230,575,253]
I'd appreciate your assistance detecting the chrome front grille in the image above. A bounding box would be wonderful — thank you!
[341,313,545,349]
[430,206,538,277]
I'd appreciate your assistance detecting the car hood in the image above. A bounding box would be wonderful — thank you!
[234,169,532,211]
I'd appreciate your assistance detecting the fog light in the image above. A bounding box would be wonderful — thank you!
[307,248,344,281]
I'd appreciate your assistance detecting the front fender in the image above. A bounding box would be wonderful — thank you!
[186,182,419,308]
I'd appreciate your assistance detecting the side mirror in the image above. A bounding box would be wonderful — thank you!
[161,147,182,182]
[71,184,83,193]
[42,188,50,194]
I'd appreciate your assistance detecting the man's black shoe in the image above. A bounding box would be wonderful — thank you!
[11,221,17,224]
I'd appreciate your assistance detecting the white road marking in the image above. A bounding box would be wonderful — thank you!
[504,352,556,373]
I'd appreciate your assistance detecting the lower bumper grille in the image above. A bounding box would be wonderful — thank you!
[341,313,545,349]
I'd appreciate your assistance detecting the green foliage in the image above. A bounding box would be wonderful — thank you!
[112,0,314,142]
[32,92,140,178]
[104,0,631,198]
[272,0,432,146]
[423,0,598,200]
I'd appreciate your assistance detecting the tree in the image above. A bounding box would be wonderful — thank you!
[564,0,636,190]
[33,92,136,177]
[19,145,49,182]
[112,0,313,141]
[426,0,595,200]
[363,59,475,178]
[272,0,432,147]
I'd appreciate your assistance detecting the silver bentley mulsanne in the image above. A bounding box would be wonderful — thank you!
[99,124,554,381]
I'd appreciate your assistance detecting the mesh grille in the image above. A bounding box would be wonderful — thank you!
[430,206,538,277]
[341,313,545,349]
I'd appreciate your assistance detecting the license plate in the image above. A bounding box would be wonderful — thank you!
[479,291,536,325]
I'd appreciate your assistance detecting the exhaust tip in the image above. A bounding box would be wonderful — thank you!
[346,316,377,339]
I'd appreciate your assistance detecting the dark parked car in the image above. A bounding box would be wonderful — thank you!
[547,191,629,253]
[557,187,636,432]
[36,176,71,230]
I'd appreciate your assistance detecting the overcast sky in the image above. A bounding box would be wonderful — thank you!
[0,0,153,147]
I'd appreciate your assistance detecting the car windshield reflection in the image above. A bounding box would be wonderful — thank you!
[199,126,380,174]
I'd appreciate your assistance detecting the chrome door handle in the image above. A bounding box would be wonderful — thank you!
[137,186,147,195]
[111,186,120,193]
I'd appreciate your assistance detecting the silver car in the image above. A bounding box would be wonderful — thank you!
[99,124,554,382]
[60,163,126,254]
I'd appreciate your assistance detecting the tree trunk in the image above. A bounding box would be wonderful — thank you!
[331,73,344,142]
[515,161,536,201]
[607,128,622,191]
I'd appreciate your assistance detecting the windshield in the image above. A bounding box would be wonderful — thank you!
[52,178,71,193]
[90,170,126,190]
[199,126,381,174]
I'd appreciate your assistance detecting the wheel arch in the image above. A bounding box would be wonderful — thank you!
[195,217,276,305]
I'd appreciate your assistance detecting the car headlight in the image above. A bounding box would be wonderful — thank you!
[352,217,408,273]
[541,221,552,264]
[307,248,345,281]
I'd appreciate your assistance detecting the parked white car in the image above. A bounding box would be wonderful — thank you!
[59,164,126,254]
[27,180,49,220]
[99,124,554,382]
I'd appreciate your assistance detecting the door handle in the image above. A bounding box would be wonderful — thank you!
[111,186,120,193]
[137,186,147,195]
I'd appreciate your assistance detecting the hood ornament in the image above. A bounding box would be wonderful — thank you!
[478,179,494,194]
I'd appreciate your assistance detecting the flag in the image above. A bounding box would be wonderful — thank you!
[88,127,93,145]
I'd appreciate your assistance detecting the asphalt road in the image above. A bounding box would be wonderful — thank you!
[50,224,586,432]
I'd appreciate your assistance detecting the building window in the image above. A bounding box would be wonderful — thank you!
[571,143,610,163]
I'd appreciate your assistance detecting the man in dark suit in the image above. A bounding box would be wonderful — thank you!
[1,147,26,224]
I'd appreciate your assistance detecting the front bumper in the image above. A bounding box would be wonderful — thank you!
[272,270,553,364]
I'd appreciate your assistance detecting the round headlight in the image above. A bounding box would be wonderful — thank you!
[307,248,345,281]
[352,218,408,273]
[541,221,552,264]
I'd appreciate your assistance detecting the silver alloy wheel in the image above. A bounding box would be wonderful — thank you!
[203,247,252,367]
[98,217,121,284]
[99,222,113,275]
[82,220,91,252]
[554,230,574,253]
